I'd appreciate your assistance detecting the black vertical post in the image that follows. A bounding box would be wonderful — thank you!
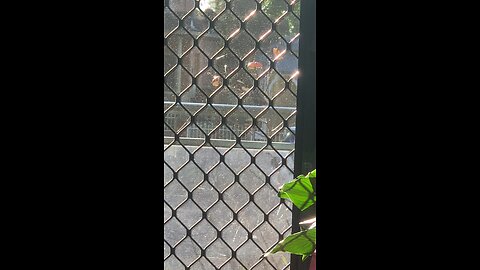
[292,0,316,269]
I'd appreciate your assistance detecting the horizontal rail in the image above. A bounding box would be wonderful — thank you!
[164,137,295,151]
[164,101,296,112]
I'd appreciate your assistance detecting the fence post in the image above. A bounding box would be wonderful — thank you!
[292,0,316,269]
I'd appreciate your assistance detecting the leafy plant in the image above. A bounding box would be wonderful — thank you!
[278,169,316,211]
[265,169,316,261]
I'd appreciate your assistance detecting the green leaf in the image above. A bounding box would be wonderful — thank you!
[307,169,316,178]
[265,228,316,259]
[278,171,316,211]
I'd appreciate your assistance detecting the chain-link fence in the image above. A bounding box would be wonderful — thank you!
[164,0,303,269]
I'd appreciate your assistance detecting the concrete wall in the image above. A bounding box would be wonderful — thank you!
[165,144,295,269]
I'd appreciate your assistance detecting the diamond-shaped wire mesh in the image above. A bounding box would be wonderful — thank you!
[164,0,301,269]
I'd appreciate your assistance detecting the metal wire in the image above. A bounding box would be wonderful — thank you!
[164,1,306,269]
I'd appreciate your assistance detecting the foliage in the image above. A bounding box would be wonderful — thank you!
[265,169,316,261]
[278,169,316,211]
[265,226,316,261]
[201,0,299,37]
[262,0,300,38]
